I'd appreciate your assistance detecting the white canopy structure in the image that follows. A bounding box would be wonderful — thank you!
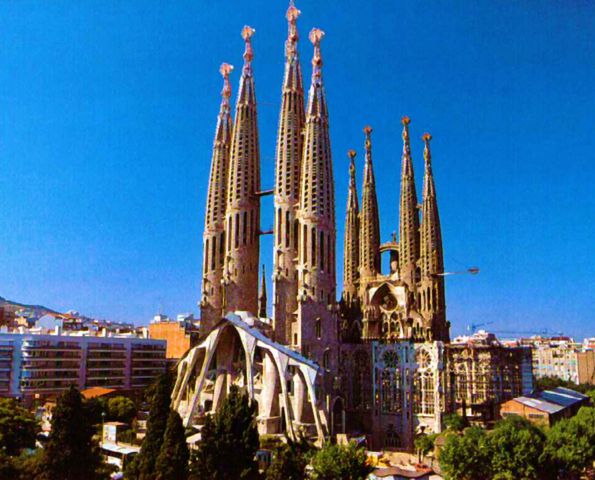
[172,312,329,443]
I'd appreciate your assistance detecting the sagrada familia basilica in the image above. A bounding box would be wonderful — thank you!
[172,2,533,449]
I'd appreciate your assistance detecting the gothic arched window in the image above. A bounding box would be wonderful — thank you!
[413,349,435,415]
[377,350,401,414]
[353,351,371,411]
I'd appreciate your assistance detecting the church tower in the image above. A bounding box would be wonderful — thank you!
[358,126,381,292]
[272,2,305,343]
[358,127,382,340]
[295,28,337,359]
[398,116,420,291]
[223,26,261,315]
[342,150,359,305]
[200,63,233,332]
[418,133,448,341]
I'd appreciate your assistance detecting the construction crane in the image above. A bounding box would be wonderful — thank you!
[490,327,565,337]
[466,321,494,333]
[434,266,480,277]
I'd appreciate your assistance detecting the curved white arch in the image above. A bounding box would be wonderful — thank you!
[172,312,328,444]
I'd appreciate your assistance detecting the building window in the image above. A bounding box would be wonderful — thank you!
[353,351,372,411]
[413,371,435,415]
[323,349,330,370]
[315,318,322,339]
[378,351,401,414]
[385,425,399,448]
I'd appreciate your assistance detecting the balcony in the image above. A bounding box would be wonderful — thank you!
[87,352,126,359]
[87,346,126,352]
[21,383,78,392]
[23,352,81,359]
[21,374,79,382]
[86,375,126,381]
[131,349,165,356]
[23,344,81,351]
[86,364,126,370]
[23,367,80,377]
[132,357,165,363]
[131,370,164,379]
[86,381,125,388]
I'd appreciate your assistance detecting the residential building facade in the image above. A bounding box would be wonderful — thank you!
[148,313,200,360]
[0,332,166,401]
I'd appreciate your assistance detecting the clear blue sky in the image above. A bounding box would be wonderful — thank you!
[1,1,593,339]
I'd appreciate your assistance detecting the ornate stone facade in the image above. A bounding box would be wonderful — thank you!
[183,1,534,451]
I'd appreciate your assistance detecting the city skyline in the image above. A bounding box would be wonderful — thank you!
[1,0,594,339]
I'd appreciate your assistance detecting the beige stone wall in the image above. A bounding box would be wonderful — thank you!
[500,399,551,427]
[577,350,595,384]
[148,322,193,360]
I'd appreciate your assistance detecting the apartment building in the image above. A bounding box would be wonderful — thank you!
[0,332,166,400]
[148,313,200,360]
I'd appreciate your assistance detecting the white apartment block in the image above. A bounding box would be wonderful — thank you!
[0,332,166,399]
[530,338,580,384]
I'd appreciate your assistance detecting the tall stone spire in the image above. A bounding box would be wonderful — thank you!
[272,1,306,343]
[297,28,335,302]
[200,63,234,332]
[358,126,381,287]
[419,133,448,341]
[223,26,261,315]
[294,28,337,356]
[259,264,267,318]
[342,150,359,304]
[398,116,420,289]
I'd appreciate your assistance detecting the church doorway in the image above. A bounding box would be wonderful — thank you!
[332,397,345,436]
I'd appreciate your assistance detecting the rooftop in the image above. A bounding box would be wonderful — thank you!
[513,396,565,414]
[81,387,117,399]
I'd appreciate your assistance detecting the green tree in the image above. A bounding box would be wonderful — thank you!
[125,372,172,480]
[0,397,38,455]
[535,376,594,395]
[488,415,551,480]
[155,409,189,480]
[107,396,137,424]
[265,437,311,480]
[414,433,437,462]
[310,441,372,480]
[443,413,469,432]
[190,385,259,480]
[543,406,595,479]
[0,451,20,479]
[85,396,108,425]
[41,386,102,480]
[439,427,492,480]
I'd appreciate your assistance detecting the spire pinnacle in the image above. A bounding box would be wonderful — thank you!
[348,149,357,184]
[286,1,301,59]
[219,63,233,109]
[241,26,255,75]
[309,28,325,81]
[402,115,411,155]
[423,132,432,167]
[363,125,373,162]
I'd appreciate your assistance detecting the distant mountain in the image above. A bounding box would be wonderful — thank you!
[0,296,61,315]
